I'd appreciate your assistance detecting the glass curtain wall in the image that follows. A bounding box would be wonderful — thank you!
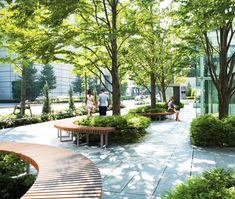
[196,57,235,116]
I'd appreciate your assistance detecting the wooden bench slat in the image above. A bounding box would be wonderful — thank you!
[0,141,102,199]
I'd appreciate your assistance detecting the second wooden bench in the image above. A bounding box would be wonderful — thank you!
[54,119,115,148]
[138,112,175,120]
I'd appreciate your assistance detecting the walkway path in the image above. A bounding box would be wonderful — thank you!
[0,102,234,199]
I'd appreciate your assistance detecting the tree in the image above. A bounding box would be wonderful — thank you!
[186,82,192,97]
[175,0,235,119]
[72,74,84,95]
[1,1,137,115]
[12,63,40,101]
[38,64,56,94]
[0,1,48,115]
[68,0,136,115]
[120,81,128,96]
[42,82,51,114]
[126,0,163,107]
[68,86,76,111]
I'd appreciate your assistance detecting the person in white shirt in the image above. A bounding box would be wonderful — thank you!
[97,89,109,116]
[86,89,94,117]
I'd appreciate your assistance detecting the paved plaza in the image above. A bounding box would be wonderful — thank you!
[0,102,234,199]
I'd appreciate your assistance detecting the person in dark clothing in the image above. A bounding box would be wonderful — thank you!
[167,96,180,121]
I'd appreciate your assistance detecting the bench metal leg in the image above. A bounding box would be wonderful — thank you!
[59,130,73,142]
[105,134,108,146]
[100,134,104,148]
[57,129,60,138]
[77,133,80,146]
[86,134,89,144]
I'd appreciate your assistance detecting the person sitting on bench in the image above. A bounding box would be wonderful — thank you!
[167,96,180,121]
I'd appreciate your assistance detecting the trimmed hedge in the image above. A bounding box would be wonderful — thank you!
[129,102,184,115]
[76,114,151,144]
[0,107,86,129]
[190,114,235,147]
[129,104,167,114]
[0,104,125,129]
[162,168,235,199]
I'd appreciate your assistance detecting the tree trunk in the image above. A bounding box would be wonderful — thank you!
[204,25,235,119]
[111,1,120,115]
[218,93,230,119]
[112,68,120,115]
[20,66,26,116]
[161,76,167,102]
[150,72,156,108]
[162,88,167,102]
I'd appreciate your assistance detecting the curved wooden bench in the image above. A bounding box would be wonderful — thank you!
[54,119,115,148]
[138,112,174,120]
[0,141,102,199]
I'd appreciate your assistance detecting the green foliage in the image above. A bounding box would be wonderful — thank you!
[191,88,196,98]
[179,101,184,109]
[0,114,42,129]
[77,114,151,144]
[190,114,224,146]
[162,168,235,199]
[190,114,235,147]
[120,81,128,96]
[223,116,235,146]
[174,0,235,119]
[11,63,40,101]
[38,64,56,94]
[0,152,36,199]
[121,96,135,100]
[186,82,192,97]
[129,103,168,114]
[68,86,76,111]
[72,74,84,94]
[0,106,88,129]
[42,82,51,114]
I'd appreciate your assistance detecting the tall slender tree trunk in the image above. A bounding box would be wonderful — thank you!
[20,66,26,116]
[111,1,120,115]
[218,93,230,119]
[112,65,120,115]
[150,72,156,108]
[160,76,167,102]
[204,25,235,119]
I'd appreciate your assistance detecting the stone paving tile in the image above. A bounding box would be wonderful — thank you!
[122,162,164,196]
[102,163,139,192]
[191,147,217,176]
[152,172,190,198]
[103,192,149,199]
[215,152,235,169]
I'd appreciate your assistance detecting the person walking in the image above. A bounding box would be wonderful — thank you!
[97,89,109,116]
[167,96,180,121]
[86,89,94,117]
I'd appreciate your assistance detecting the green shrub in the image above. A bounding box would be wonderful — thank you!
[76,114,151,144]
[0,107,86,129]
[121,96,135,100]
[179,101,184,108]
[223,116,235,147]
[190,114,224,146]
[162,168,235,199]
[68,87,76,111]
[42,82,51,114]
[0,152,36,199]
[190,114,235,147]
[128,104,167,114]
